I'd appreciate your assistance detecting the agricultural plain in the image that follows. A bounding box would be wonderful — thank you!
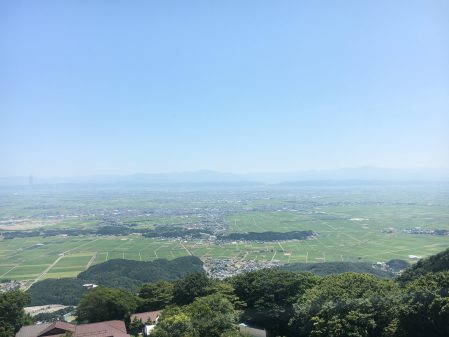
[1,182,448,283]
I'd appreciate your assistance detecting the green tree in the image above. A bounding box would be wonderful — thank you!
[172,273,212,305]
[0,290,32,337]
[396,271,449,337]
[128,317,143,337]
[138,280,174,311]
[76,286,138,324]
[206,281,246,310]
[231,269,320,336]
[151,307,197,337]
[397,247,449,283]
[187,294,238,337]
[152,295,237,337]
[290,273,401,337]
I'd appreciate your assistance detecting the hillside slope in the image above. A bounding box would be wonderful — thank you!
[280,261,394,278]
[28,256,204,305]
[398,247,449,282]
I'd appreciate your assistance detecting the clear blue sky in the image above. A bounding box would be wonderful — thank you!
[1,0,448,177]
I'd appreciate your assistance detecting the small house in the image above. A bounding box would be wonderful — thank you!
[130,311,161,336]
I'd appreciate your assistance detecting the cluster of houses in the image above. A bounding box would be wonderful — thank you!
[402,227,448,236]
[15,311,160,337]
[204,257,282,279]
[0,280,22,292]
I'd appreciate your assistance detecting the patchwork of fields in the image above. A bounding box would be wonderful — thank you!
[1,229,448,283]
[1,184,448,283]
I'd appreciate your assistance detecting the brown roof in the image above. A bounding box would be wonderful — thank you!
[74,320,130,337]
[40,322,76,336]
[130,311,161,324]
[16,322,75,337]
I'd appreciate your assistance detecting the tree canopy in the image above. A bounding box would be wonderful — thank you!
[172,273,213,305]
[138,280,174,311]
[290,273,401,337]
[27,278,87,306]
[152,294,238,337]
[397,248,449,283]
[231,269,320,336]
[78,256,204,292]
[0,290,33,337]
[396,271,449,337]
[76,286,138,323]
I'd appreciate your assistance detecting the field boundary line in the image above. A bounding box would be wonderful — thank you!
[63,238,100,255]
[0,265,18,278]
[179,242,192,256]
[252,217,264,231]
[271,250,277,262]
[26,255,64,290]
[85,252,97,270]
[277,242,285,251]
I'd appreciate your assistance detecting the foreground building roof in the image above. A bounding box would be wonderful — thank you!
[16,320,130,337]
[16,321,75,337]
[130,311,161,324]
[74,320,129,337]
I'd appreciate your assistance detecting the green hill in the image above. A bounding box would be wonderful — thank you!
[28,256,204,305]
[280,261,394,278]
[78,255,204,289]
[398,247,449,283]
[28,278,87,306]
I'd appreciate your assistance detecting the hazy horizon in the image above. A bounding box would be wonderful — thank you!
[1,1,448,177]
[2,167,449,187]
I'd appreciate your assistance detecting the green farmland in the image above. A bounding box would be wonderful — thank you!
[1,183,448,283]
[1,230,448,283]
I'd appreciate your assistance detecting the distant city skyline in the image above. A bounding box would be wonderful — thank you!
[1,1,448,177]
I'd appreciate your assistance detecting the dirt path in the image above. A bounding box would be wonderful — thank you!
[85,252,97,270]
[26,255,64,290]
[0,265,18,278]
[180,242,192,256]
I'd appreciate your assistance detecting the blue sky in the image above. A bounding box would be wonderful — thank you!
[1,0,448,177]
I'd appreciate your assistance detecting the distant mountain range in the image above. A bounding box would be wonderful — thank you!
[1,167,449,186]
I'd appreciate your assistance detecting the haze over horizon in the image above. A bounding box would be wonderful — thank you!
[1,1,448,178]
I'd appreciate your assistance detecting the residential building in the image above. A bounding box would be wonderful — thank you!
[16,320,130,337]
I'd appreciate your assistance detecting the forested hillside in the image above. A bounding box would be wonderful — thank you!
[21,249,449,337]
[27,256,204,305]
[28,278,87,306]
[78,255,204,289]
[398,247,449,283]
[281,261,394,278]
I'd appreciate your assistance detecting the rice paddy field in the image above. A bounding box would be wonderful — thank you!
[1,182,448,282]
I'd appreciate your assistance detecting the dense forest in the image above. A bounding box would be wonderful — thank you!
[1,225,213,240]
[398,248,449,282]
[281,261,392,277]
[6,248,449,337]
[28,278,87,306]
[142,226,213,239]
[28,256,205,305]
[79,255,204,288]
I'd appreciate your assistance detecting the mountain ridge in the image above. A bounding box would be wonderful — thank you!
[2,167,449,186]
